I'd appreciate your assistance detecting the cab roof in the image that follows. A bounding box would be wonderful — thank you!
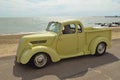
[51,19,81,24]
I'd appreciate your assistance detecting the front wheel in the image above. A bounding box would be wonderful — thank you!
[95,42,106,56]
[30,53,49,68]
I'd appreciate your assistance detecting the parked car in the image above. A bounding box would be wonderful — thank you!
[16,20,112,68]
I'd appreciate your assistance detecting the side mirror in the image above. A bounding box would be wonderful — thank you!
[58,32,63,40]
[59,32,63,36]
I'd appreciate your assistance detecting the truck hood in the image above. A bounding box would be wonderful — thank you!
[22,31,57,45]
[23,31,56,39]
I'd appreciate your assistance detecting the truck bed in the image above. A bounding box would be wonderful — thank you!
[84,27,112,45]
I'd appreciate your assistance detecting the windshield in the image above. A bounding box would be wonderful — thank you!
[46,22,61,33]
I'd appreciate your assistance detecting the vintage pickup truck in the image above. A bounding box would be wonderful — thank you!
[16,20,111,68]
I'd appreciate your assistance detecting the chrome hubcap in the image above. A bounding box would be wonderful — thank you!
[34,54,47,67]
[97,43,105,54]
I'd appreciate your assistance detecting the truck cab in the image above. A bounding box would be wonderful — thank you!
[16,20,111,68]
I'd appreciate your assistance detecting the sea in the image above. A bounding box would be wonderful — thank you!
[0,16,120,35]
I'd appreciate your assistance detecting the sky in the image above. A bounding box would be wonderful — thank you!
[0,0,120,17]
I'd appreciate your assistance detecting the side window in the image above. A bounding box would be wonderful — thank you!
[62,24,76,34]
[78,24,82,33]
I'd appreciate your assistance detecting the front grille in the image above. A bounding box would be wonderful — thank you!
[17,38,23,55]
[31,40,47,44]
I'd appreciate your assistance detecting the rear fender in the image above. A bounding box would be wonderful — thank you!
[89,37,111,55]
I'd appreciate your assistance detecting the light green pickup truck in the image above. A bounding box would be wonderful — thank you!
[16,20,111,68]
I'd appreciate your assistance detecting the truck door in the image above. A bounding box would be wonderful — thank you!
[57,24,78,56]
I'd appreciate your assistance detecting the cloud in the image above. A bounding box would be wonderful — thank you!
[0,0,120,17]
[56,0,120,12]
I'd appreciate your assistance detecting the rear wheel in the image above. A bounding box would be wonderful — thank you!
[30,53,49,68]
[95,42,106,56]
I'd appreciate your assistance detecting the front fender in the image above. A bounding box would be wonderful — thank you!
[89,37,111,55]
[20,46,60,64]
